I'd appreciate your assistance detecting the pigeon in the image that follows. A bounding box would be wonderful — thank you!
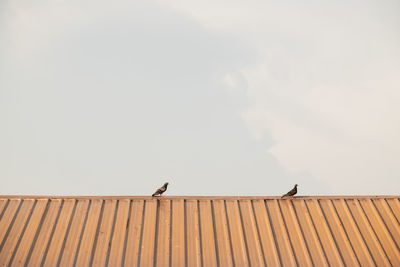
[281,184,298,199]
[152,182,169,197]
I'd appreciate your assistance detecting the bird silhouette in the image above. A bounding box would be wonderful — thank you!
[281,184,298,199]
[152,182,169,197]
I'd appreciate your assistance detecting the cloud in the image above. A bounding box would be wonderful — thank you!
[162,0,400,193]
[1,0,299,195]
[1,0,399,195]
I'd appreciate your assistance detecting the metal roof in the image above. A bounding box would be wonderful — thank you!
[0,196,399,266]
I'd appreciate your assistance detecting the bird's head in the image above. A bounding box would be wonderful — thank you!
[163,182,169,187]
[294,184,298,187]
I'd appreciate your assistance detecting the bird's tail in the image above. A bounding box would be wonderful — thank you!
[152,193,156,197]
[281,194,287,198]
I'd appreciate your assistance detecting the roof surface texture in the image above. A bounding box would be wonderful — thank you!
[0,196,400,266]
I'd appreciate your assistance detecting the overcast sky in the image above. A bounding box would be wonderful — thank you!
[1,0,399,196]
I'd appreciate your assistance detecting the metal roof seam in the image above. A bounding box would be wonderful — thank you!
[210,200,221,267]
[123,200,145,266]
[0,199,10,221]
[157,199,172,266]
[379,200,400,249]
[186,199,202,266]
[290,199,315,266]
[305,199,344,266]
[326,199,360,266]
[0,199,22,252]
[56,199,78,266]
[184,199,188,267]
[27,199,61,266]
[250,200,268,266]
[48,200,77,265]
[244,200,267,266]
[293,200,329,266]
[153,199,161,267]
[371,199,400,252]
[88,199,105,267]
[144,200,159,265]
[317,199,346,266]
[330,199,362,266]
[120,199,132,266]
[105,199,121,266]
[140,200,158,266]
[223,200,236,267]
[16,199,49,266]
[108,199,128,266]
[362,199,400,265]
[170,199,184,265]
[268,199,297,265]
[342,199,377,266]
[40,199,64,266]
[384,199,400,226]
[317,199,347,265]
[72,199,92,266]
[237,200,252,266]
[212,199,234,266]
[58,199,89,266]
[137,200,147,266]
[169,199,173,267]
[263,199,283,266]
[277,199,300,266]
[7,199,37,266]
[386,199,400,223]
[359,200,391,258]
[354,199,391,265]
[197,200,205,267]
[96,200,118,265]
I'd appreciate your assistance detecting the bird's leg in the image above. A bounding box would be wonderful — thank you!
[291,196,295,200]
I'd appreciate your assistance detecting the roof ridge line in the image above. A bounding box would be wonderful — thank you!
[0,195,399,200]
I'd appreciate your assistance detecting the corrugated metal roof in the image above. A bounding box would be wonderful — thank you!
[0,196,399,266]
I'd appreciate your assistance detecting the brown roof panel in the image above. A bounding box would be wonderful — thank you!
[123,200,143,266]
[108,199,130,267]
[140,199,158,266]
[186,199,201,267]
[155,199,171,267]
[198,200,218,267]
[1,196,400,266]
[171,199,185,266]
[59,199,90,266]
[74,198,103,266]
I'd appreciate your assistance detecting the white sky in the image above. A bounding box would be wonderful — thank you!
[1,0,399,195]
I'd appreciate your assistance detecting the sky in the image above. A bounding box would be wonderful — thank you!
[1,0,399,196]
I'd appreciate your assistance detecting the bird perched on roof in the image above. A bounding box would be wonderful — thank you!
[281,184,298,199]
[152,182,169,197]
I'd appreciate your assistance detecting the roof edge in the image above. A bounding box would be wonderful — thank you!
[0,195,399,200]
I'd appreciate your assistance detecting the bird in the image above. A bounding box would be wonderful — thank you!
[152,182,169,197]
[281,184,298,199]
